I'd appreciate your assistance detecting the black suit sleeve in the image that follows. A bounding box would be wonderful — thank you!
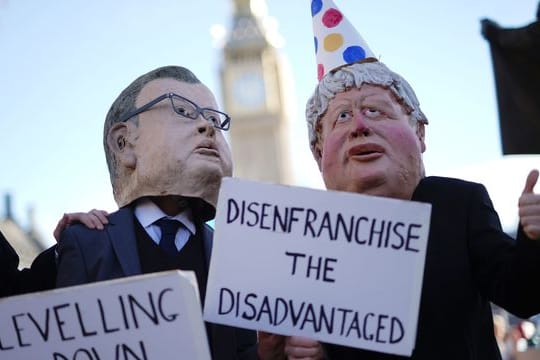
[467,183,540,318]
[16,246,57,293]
[0,230,20,297]
[0,230,57,298]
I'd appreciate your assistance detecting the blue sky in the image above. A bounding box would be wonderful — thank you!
[0,0,538,246]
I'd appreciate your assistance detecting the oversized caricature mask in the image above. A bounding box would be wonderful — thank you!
[306,0,429,200]
[104,67,233,220]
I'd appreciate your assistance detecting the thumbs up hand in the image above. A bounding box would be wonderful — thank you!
[519,169,540,240]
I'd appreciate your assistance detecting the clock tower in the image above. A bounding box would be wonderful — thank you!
[220,0,293,184]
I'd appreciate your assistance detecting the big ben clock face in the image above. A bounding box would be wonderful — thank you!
[232,71,266,110]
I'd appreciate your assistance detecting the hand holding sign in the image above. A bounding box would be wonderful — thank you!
[519,169,540,240]
[257,331,285,360]
[257,332,324,360]
[284,336,325,359]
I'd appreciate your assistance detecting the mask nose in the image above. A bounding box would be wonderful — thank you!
[197,116,215,136]
[351,113,371,138]
[197,119,216,136]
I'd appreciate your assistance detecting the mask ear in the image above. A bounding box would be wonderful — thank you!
[416,122,426,153]
[107,122,137,169]
[311,136,323,172]
[311,121,328,171]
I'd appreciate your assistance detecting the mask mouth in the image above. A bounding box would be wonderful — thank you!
[196,139,217,151]
[194,140,220,158]
[348,143,385,158]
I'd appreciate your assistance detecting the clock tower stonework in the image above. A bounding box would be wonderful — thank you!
[220,0,293,184]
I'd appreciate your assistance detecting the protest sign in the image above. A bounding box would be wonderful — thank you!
[0,271,210,360]
[204,178,431,356]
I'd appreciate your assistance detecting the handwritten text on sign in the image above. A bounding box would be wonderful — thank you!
[204,178,431,356]
[0,271,210,360]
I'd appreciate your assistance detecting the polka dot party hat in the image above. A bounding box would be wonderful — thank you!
[311,0,376,81]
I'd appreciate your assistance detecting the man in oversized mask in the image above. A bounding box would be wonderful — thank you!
[56,66,257,359]
[258,1,540,359]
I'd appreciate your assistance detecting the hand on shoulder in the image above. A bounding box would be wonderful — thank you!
[53,209,109,242]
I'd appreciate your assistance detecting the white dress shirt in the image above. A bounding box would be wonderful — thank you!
[134,198,196,252]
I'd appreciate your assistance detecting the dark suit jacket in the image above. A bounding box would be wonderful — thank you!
[56,207,257,360]
[0,230,56,298]
[325,176,540,360]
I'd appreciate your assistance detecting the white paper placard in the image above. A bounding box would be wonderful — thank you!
[0,271,211,360]
[204,178,431,356]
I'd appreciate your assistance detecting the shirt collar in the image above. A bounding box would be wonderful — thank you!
[134,198,196,235]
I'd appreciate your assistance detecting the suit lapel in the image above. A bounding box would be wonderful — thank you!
[107,207,141,276]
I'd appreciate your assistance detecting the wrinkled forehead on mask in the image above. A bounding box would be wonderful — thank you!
[305,60,428,148]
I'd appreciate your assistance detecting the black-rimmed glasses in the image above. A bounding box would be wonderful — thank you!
[119,92,231,131]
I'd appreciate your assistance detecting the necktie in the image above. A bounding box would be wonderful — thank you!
[155,218,182,257]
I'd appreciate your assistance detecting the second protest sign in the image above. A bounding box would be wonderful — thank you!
[204,178,432,356]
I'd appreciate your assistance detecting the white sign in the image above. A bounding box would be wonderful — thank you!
[0,271,211,360]
[204,178,431,356]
